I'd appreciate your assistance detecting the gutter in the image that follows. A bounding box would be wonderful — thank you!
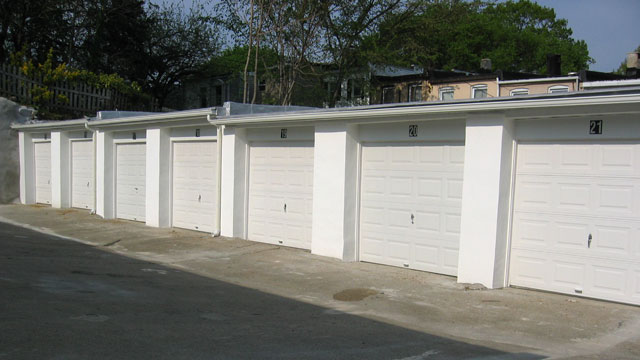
[11,119,87,131]
[497,76,579,85]
[210,91,640,127]
[87,108,215,129]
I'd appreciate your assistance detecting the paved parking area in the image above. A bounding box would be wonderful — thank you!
[1,204,640,359]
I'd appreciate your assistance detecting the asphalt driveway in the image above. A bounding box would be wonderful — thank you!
[1,204,639,359]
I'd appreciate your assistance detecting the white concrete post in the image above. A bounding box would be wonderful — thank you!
[18,132,35,204]
[311,123,359,261]
[220,127,247,238]
[145,128,171,227]
[51,131,70,208]
[457,113,515,288]
[96,130,115,219]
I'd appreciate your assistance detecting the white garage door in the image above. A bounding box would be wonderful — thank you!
[359,143,464,276]
[34,142,52,205]
[247,142,314,249]
[510,142,640,305]
[71,140,94,209]
[116,143,146,222]
[172,141,217,232]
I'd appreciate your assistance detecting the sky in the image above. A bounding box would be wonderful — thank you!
[532,0,639,72]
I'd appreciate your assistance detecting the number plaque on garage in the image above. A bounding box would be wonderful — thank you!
[589,120,602,135]
[280,128,288,139]
[409,125,418,137]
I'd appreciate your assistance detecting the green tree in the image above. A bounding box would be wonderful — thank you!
[139,1,221,108]
[365,0,591,74]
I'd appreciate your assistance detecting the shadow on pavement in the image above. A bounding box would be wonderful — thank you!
[0,222,544,359]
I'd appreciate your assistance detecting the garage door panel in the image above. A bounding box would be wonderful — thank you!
[34,142,52,204]
[116,143,146,222]
[71,140,93,209]
[591,265,627,296]
[248,142,314,249]
[360,142,464,275]
[511,141,640,305]
[172,141,216,232]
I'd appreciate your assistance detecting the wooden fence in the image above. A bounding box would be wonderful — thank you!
[0,63,148,117]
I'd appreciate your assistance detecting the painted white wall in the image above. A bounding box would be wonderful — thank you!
[18,132,35,204]
[96,130,114,218]
[145,128,171,227]
[358,119,465,142]
[51,131,70,208]
[457,113,514,288]
[311,123,359,260]
[220,127,247,237]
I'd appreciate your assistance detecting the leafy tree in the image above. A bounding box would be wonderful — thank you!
[365,0,591,74]
[140,1,221,108]
[321,0,403,107]
[11,48,145,119]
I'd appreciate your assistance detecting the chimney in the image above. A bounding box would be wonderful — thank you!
[626,52,639,78]
[546,54,561,77]
[480,58,492,71]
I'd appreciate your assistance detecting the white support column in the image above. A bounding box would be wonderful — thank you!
[220,127,247,238]
[311,123,359,261]
[145,128,171,228]
[18,132,35,204]
[96,130,114,219]
[457,113,515,288]
[51,131,70,208]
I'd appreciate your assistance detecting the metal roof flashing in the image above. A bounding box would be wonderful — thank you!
[209,87,640,127]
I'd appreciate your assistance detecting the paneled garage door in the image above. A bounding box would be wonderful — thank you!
[116,143,146,222]
[172,141,217,232]
[247,142,314,250]
[359,142,464,276]
[34,141,52,205]
[71,140,93,209]
[510,142,640,305]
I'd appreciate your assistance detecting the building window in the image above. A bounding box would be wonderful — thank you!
[382,86,395,104]
[510,88,529,96]
[548,85,569,94]
[472,84,488,98]
[439,87,454,101]
[408,83,422,102]
[258,80,266,92]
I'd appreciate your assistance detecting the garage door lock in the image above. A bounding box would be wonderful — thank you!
[284,203,287,213]
[410,213,414,224]
[588,234,592,248]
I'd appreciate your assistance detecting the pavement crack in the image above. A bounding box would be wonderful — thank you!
[102,239,121,247]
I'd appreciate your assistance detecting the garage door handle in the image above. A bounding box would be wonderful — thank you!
[284,203,287,213]
[588,233,592,248]
[87,181,90,187]
[411,213,414,224]
[198,194,201,202]
[134,187,138,191]
[47,180,50,184]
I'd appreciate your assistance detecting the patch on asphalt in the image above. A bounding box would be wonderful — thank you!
[333,288,378,302]
[141,268,167,275]
[71,314,110,322]
[393,350,439,360]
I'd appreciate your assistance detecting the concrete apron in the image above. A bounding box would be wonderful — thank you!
[1,203,639,359]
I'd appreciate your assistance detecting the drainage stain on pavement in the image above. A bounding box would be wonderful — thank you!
[333,288,379,302]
